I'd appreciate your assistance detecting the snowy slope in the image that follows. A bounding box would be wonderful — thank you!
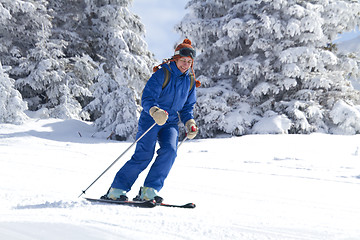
[1,118,360,240]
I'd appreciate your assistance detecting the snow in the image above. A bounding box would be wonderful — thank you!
[1,117,360,240]
[252,111,292,134]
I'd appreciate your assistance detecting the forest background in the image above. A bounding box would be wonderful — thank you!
[1,0,360,140]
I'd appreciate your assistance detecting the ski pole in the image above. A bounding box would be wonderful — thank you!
[78,122,157,198]
[177,136,188,149]
[177,125,196,150]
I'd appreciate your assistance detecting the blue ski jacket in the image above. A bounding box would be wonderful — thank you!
[141,61,196,125]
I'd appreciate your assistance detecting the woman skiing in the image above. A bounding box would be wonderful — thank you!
[103,39,199,203]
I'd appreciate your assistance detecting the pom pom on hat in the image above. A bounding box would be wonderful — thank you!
[175,38,193,52]
[182,39,192,45]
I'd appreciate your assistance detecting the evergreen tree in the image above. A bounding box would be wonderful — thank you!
[0,0,46,123]
[84,0,156,139]
[13,0,95,119]
[337,36,360,91]
[0,0,155,137]
[47,0,96,116]
[177,0,360,136]
[0,0,51,73]
[15,30,70,116]
[0,0,86,119]
[0,62,28,124]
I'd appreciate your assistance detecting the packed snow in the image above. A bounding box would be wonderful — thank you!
[1,116,360,240]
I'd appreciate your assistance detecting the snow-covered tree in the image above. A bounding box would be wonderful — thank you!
[47,0,91,57]
[0,62,28,124]
[0,0,50,120]
[0,0,87,119]
[0,0,51,74]
[84,0,156,139]
[87,64,139,140]
[47,0,97,114]
[177,0,360,137]
[337,35,360,91]
[0,0,156,137]
[15,31,69,114]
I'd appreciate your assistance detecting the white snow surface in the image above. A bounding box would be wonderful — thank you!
[1,117,360,240]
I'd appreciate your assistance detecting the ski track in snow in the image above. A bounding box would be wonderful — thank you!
[1,118,360,240]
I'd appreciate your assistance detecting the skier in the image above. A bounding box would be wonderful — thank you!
[103,39,199,203]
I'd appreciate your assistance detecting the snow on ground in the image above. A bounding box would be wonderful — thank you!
[0,117,360,240]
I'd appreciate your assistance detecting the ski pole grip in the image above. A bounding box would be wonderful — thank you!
[191,125,196,132]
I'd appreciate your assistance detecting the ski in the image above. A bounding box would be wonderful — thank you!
[157,202,196,209]
[84,197,195,209]
[84,197,156,208]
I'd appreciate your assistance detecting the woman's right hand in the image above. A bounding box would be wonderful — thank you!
[149,106,168,126]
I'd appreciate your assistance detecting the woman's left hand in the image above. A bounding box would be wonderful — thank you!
[185,119,198,139]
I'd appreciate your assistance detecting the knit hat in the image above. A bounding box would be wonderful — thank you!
[173,39,196,59]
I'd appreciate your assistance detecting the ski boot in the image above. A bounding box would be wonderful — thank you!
[101,187,128,201]
[133,186,163,203]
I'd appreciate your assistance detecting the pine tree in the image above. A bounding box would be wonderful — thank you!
[0,0,82,119]
[337,36,360,92]
[0,0,155,137]
[15,31,70,115]
[0,0,47,123]
[84,0,156,139]
[47,0,96,116]
[0,62,28,124]
[0,0,51,73]
[177,0,360,136]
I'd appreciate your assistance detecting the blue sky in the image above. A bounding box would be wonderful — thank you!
[130,0,188,61]
[130,0,360,61]
[334,27,360,43]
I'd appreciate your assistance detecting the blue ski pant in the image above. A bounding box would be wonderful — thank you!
[111,116,179,192]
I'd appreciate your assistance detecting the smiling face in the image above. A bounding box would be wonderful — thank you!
[175,56,193,73]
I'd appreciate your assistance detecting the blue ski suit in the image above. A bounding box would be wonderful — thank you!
[111,61,197,192]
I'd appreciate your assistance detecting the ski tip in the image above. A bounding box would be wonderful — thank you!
[184,203,196,208]
[158,202,196,208]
